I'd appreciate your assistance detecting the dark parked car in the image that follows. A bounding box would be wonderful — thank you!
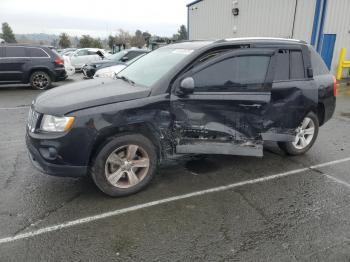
[82,49,149,78]
[26,38,336,196]
[0,45,67,90]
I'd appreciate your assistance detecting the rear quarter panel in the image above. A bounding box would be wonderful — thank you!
[315,74,336,124]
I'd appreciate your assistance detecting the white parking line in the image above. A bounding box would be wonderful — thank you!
[0,156,350,245]
[0,106,29,110]
[325,174,350,189]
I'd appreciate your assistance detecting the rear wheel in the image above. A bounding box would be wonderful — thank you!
[278,112,319,155]
[91,134,157,197]
[30,71,52,90]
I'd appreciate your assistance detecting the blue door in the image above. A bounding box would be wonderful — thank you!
[320,34,336,69]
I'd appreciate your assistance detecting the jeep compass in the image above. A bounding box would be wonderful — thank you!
[26,38,336,196]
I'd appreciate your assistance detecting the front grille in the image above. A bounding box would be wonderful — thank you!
[27,108,40,132]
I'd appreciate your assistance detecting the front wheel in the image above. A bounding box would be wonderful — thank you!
[91,134,157,197]
[278,112,319,155]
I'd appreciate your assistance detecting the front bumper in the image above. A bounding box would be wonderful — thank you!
[26,134,88,177]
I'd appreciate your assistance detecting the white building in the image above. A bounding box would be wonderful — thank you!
[187,0,350,76]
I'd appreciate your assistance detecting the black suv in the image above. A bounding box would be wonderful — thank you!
[0,45,67,89]
[26,38,336,196]
[82,49,149,78]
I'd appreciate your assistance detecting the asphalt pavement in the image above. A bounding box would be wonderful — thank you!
[0,76,349,261]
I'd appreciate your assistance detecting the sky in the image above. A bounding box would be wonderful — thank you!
[0,0,190,37]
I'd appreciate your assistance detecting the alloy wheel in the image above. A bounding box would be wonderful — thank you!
[104,145,150,189]
[32,74,49,89]
[292,117,315,150]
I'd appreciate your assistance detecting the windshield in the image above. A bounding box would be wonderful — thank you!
[107,50,128,61]
[118,48,193,87]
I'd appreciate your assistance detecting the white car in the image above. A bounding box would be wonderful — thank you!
[93,64,127,79]
[66,48,107,70]
[93,54,146,79]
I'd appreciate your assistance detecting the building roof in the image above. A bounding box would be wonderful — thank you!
[186,0,203,7]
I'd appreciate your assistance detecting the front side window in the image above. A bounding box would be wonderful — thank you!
[192,55,270,92]
[5,47,27,58]
[77,50,88,56]
[88,50,98,55]
[118,48,193,87]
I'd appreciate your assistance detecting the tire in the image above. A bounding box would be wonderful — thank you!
[278,112,319,155]
[91,134,157,197]
[30,71,52,90]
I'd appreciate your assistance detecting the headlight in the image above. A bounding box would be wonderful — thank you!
[40,115,75,132]
[94,70,116,79]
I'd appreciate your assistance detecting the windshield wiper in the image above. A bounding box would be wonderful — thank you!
[116,75,135,85]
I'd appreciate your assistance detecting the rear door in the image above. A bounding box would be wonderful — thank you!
[0,46,28,83]
[263,45,318,141]
[171,49,276,157]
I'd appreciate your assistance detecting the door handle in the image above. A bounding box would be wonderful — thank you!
[239,104,262,109]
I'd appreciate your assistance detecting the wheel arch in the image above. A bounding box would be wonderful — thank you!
[27,67,54,82]
[88,122,165,167]
[317,102,326,126]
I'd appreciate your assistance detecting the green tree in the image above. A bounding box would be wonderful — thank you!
[142,31,152,46]
[174,25,188,41]
[79,35,94,48]
[79,35,103,48]
[108,35,115,49]
[59,33,71,48]
[92,38,103,49]
[1,22,16,43]
[130,30,145,48]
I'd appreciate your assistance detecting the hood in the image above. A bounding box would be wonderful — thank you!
[34,79,151,115]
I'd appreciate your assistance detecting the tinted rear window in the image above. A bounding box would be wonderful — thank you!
[275,50,289,81]
[27,47,49,57]
[310,47,329,75]
[5,47,27,57]
[290,50,305,79]
[274,49,305,81]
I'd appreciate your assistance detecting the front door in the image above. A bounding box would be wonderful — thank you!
[170,49,276,157]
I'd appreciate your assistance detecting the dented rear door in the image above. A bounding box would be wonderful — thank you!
[171,49,276,157]
[261,46,318,142]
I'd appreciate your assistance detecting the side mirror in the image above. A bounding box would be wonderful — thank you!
[307,67,313,78]
[96,50,105,59]
[121,56,129,62]
[179,77,195,94]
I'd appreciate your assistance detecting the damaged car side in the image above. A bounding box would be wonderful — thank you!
[26,38,336,196]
